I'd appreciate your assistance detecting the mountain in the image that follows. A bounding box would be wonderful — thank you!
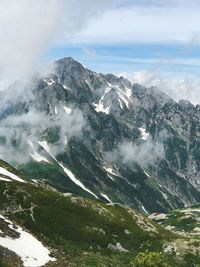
[1,57,200,215]
[150,203,200,237]
[0,161,200,266]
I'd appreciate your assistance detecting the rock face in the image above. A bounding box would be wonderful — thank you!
[1,57,200,213]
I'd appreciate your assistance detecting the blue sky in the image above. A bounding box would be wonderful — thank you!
[44,0,200,80]
[47,43,200,77]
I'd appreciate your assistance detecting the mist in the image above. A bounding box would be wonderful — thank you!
[0,0,112,164]
[0,106,85,164]
[106,131,168,169]
[121,70,200,105]
[0,0,112,85]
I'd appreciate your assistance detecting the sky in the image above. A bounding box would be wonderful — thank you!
[44,0,200,104]
[1,0,200,104]
[46,0,200,76]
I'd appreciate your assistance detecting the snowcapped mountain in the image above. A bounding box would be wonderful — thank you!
[1,57,200,215]
[2,58,200,266]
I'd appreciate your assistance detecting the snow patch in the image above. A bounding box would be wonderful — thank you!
[93,85,112,114]
[38,141,50,154]
[43,79,54,86]
[107,174,114,181]
[0,167,24,183]
[78,61,86,68]
[64,135,68,145]
[85,79,93,91]
[62,84,70,90]
[118,99,124,109]
[59,163,98,199]
[101,193,112,203]
[117,91,129,108]
[125,86,132,99]
[31,152,50,163]
[93,102,110,114]
[114,84,130,107]
[93,83,131,113]
[28,140,50,163]
[138,127,149,140]
[0,177,11,182]
[38,141,98,199]
[63,106,72,114]
[0,215,56,267]
[144,170,151,178]
[103,167,118,176]
[141,205,148,214]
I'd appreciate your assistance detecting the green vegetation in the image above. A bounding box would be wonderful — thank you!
[131,250,170,267]
[0,178,200,266]
[161,208,200,233]
[0,161,199,266]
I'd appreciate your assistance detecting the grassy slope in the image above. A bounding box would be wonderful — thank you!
[160,204,200,234]
[0,178,200,266]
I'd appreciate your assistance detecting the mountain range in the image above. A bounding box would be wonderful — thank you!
[1,57,200,266]
[3,56,200,213]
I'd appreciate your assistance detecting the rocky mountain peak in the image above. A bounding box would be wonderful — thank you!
[2,57,200,216]
[178,99,195,110]
[53,57,87,82]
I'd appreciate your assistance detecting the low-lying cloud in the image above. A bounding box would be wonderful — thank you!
[0,106,85,164]
[121,70,200,105]
[117,138,165,168]
[106,130,168,169]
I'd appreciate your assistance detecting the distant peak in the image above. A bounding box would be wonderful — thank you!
[178,99,194,109]
[55,57,83,66]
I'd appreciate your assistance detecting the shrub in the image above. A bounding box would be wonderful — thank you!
[131,250,170,267]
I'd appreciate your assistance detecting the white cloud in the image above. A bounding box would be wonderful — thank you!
[0,0,112,90]
[82,48,97,58]
[120,70,200,105]
[106,135,165,169]
[0,107,85,164]
[69,1,200,45]
[118,139,165,168]
[0,0,62,85]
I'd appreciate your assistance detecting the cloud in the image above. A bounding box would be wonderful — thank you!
[69,1,200,45]
[0,0,112,91]
[120,70,200,105]
[0,0,63,86]
[0,106,85,164]
[117,139,165,168]
[106,131,167,169]
[82,48,97,58]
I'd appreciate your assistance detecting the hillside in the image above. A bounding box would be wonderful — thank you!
[0,161,200,266]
